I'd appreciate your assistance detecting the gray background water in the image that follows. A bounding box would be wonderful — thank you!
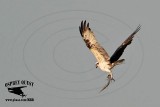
[0,0,159,107]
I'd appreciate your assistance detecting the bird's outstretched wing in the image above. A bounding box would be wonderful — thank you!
[109,25,141,63]
[79,20,110,62]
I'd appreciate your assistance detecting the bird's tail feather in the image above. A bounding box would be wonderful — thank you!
[115,59,125,65]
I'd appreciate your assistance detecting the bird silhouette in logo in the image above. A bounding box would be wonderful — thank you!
[8,86,27,97]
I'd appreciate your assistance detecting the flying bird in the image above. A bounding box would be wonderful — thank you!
[79,20,141,92]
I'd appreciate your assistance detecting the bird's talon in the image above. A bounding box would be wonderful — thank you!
[107,74,115,82]
[111,78,115,82]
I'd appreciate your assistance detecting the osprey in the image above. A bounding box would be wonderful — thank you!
[79,20,141,92]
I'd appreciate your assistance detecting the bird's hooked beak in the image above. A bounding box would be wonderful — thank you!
[95,62,99,68]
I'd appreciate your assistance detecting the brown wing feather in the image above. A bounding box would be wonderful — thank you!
[110,25,141,63]
[79,20,110,62]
